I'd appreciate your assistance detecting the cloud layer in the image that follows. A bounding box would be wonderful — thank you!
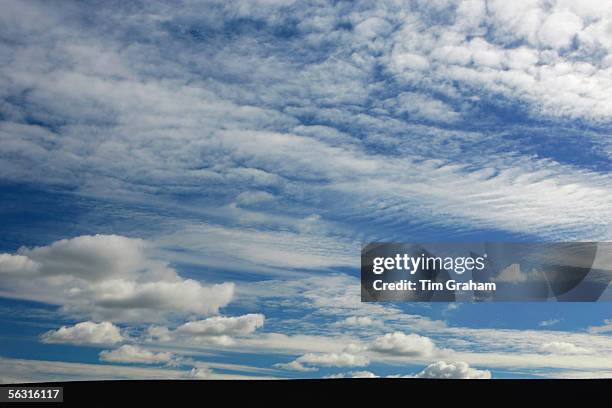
[0,0,610,243]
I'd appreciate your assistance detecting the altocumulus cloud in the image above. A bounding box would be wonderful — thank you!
[0,0,610,242]
[0,235,234,322]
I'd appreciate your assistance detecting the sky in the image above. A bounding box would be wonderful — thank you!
[0,0,611,381]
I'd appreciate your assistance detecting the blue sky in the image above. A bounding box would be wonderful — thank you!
[0,0,611,380]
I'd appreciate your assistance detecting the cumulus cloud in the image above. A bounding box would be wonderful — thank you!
[0,235,234,322]
[415,361,491,379]
[145,314,266,347]
[99,345,174,364]
[337,316,383,328]
[370,332,439,357]
[41,321,123,345]
[276,351,369,372]
[0,254,39,276]
[176,314,265,336]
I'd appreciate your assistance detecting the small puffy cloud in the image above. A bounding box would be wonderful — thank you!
[388,92,461,123]
[415,361,491,379]
[337,316,382,328]
[99,345,174,364]
[145,314,265,348]
[176,314,265,336]
[370,332,438,357]
[276,351,369,371]
[188,367,215,379]
[41,321,123,345]
[539,342,592,355]
[0,235,235,322]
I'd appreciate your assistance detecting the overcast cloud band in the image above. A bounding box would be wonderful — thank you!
[361,243,612,302]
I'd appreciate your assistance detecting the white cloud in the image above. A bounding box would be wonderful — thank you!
[0,235,234,322]
[176,314,265,336]
[187,367,215,379]
[386,92,461,123]
[99,345,174,364]
[0,254,39,276]
[146,326,173,342]
[370,332,439,357]
[326,370,378,378]
[297,352,370,367]
[537,10,583,50]
[276,352,370,371]
[41,321,123,345]
[144,314,266,348]
[415,361,491,379]
[338,316,382,327]
[273,360,318,372]
[539,342,592,355]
